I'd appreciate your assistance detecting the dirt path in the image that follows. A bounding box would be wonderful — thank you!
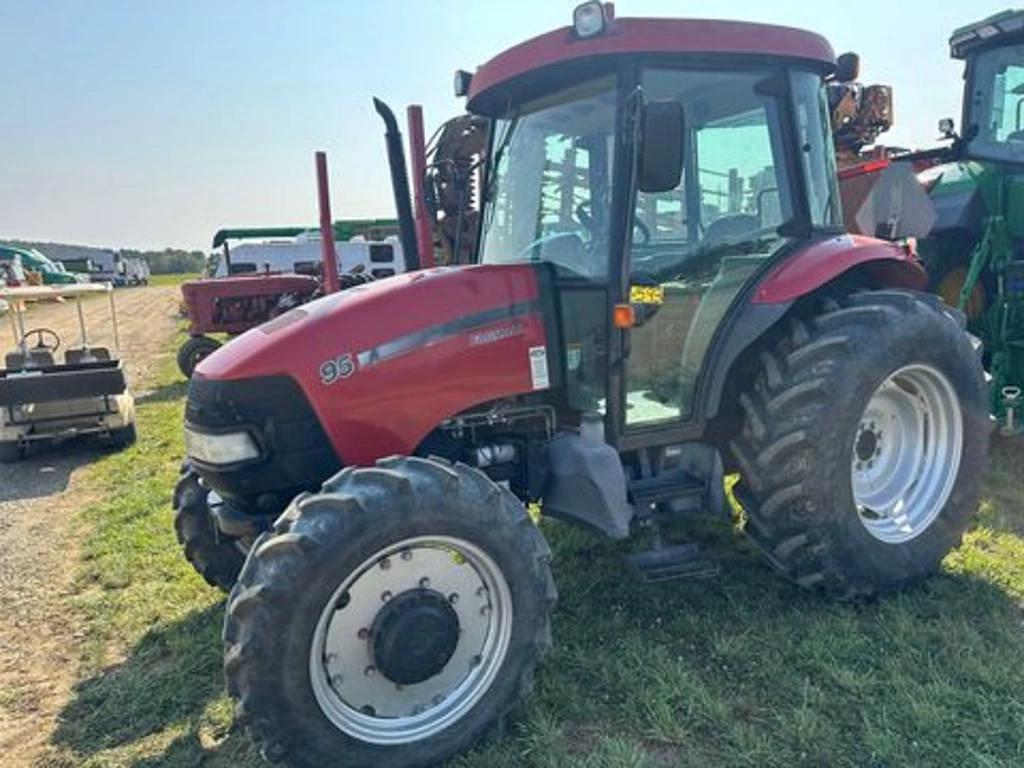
[0,285,181,765]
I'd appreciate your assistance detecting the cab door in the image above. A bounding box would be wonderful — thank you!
[620,68,794,434]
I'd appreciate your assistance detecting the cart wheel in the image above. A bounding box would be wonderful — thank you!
[108,423,137,450]
[0,441,24,464]
[177,336,221,378]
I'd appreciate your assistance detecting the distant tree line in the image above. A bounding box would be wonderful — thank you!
[120,248,207,275]
[4,240,206,275]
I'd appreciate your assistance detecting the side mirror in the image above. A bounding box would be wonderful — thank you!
[835,52,861,83]
[939,117,956,138]
[638,100,684,194]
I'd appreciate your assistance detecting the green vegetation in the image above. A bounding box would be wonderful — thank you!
[148,272,199,288]
[5,240,207,275]
[43,343,1024,767]
[122,249,206,276]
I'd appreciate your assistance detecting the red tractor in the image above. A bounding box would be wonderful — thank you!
[175,5,988,766]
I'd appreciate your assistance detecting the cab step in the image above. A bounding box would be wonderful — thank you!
[629,471,705,507]
[624,543,720,583]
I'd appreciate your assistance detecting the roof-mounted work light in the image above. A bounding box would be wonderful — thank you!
[573,2,611,39]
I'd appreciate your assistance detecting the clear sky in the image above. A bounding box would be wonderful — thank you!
[0,0,1009,251]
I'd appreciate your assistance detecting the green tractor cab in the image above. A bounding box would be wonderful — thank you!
[918,8,1024,429]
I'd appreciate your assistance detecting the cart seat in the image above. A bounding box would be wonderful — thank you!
[65,347,111,365]
[5,349,55,371]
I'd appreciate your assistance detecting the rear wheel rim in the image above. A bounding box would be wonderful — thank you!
[309,535,513,745]
[851,364,963,544]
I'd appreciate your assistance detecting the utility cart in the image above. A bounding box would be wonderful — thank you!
[0,283,136,462]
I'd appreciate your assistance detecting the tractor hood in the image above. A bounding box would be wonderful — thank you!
[193,265,551,465]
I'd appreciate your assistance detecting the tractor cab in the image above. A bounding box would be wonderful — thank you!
[468,5,844,444]
[950,10,1024,165]
[916,9,1024,424]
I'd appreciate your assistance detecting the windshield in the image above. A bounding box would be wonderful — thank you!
[967,43,1024,162]
[479,76,617,279]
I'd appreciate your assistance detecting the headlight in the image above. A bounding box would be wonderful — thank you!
[184,427,260,465]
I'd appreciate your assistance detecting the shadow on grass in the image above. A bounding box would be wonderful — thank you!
[979,433,1024,537]
[136,379,189,405]
[49,603,259,767]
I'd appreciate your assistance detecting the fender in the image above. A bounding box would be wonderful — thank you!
[752,233,926,304]
[700,234,927,421]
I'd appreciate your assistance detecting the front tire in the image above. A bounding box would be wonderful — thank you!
[223,456,556,768]
[173,465,246,591]
[731,290,988,600]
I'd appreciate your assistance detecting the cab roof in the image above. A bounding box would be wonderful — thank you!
[468,16,836,114]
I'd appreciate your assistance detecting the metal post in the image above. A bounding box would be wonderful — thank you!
[108,288,121,353]
[316,151,341,295]
[76,295,88,348]
[407,104,435,268]
[8,302,18,347]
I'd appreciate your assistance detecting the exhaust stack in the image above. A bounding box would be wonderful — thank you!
[373,97,421,272]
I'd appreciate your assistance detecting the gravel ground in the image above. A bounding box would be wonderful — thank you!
[0,285,181,765]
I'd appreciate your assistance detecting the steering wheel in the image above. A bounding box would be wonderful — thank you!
[21,328,61,354]
[577,201,653,246]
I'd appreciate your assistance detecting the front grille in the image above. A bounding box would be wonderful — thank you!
[186,374,340,501]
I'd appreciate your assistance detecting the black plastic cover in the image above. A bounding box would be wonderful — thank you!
[185,373,340,503]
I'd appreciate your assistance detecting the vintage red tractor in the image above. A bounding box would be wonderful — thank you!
[174,5,988,766]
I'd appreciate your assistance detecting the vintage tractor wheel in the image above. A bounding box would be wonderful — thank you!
[223,456,556,768]
[731,290,988,600]
[177,335,221,378]
[173,465,246,591]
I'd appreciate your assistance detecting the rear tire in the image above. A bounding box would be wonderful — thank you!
[223,456,556,768]
[177,335,221,378]
[731,290,988,600]
[173,465,246,591]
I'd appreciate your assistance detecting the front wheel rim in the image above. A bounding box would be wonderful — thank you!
[309,535,513,745]
[851,364,963,544]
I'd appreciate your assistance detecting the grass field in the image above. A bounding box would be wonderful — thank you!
[148,273,200,287]
[43,334,1024,767]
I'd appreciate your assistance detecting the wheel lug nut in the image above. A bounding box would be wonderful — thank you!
[365,666,376,677]
[480,605,491,616]
[382,591,392,602]
[419,577,430,588]
[432,694,444,705]
[358,628,370,640]
[476,586,487,597]
[401,550,413,561]
[331,674,344,686]
[448,593,459,604]
[470,654,482,667]
[380,558,391,570]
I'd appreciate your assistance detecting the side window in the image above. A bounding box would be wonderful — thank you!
[991,63,1024,142]
[625,68,790,427]
[695,107,783,238]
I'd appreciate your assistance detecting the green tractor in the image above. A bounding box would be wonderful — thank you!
[919,9,1024,429]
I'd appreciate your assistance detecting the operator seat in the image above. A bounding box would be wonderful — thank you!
[65,347,111,365]
[5,349,55,371]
